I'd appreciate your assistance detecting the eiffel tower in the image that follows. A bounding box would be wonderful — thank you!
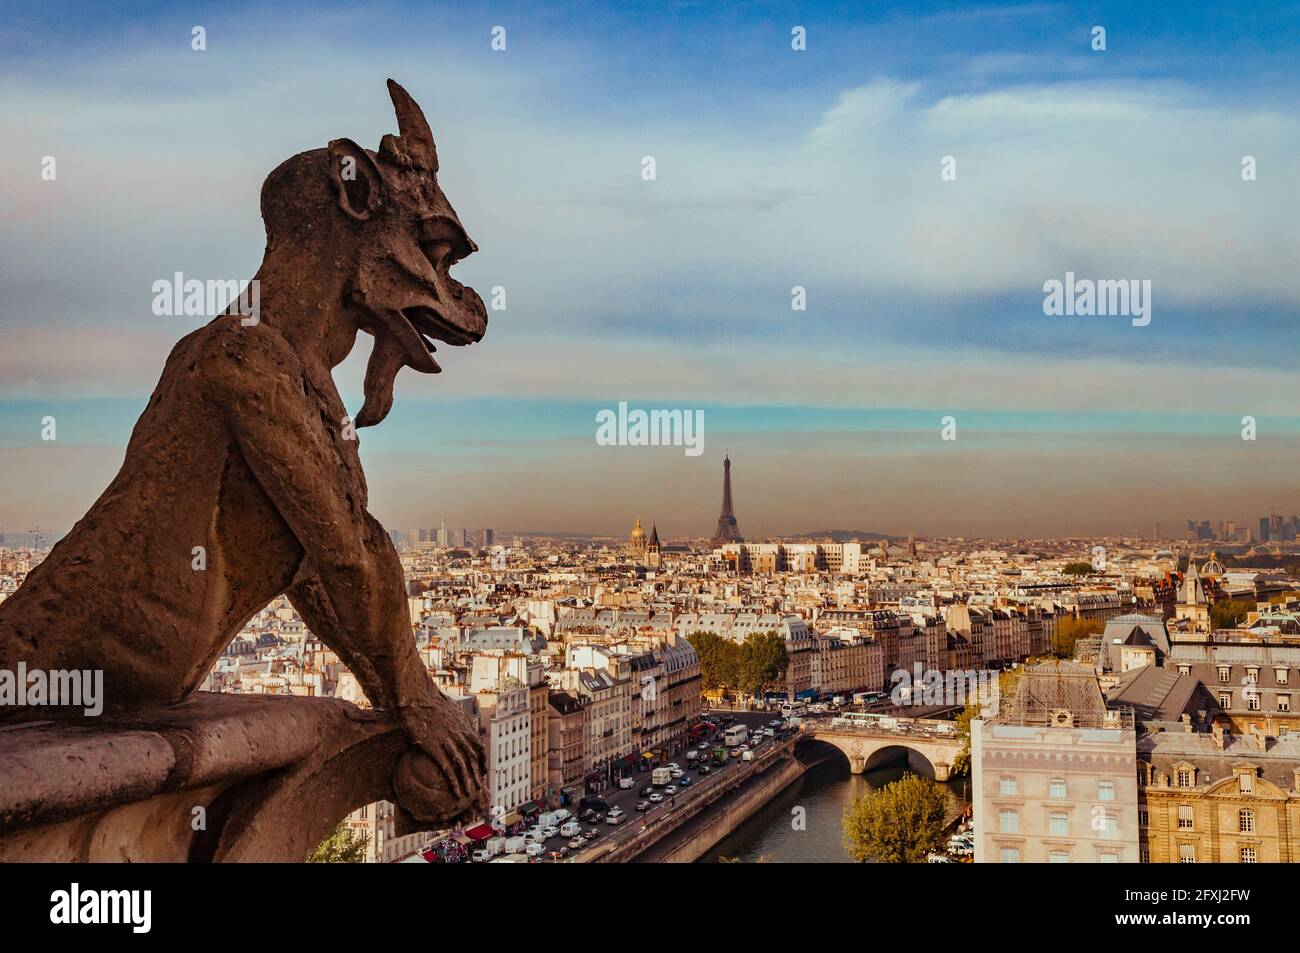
[710,454,743,546]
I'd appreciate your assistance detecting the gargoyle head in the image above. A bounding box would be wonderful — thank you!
[260,79,487,427]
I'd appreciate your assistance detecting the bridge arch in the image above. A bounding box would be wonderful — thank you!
[808,729,961,782]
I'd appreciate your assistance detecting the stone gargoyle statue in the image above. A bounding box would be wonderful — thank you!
[0,80,488,827]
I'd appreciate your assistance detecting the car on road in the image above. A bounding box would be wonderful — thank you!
[525,842,545,857]
[649,792,664,803]
[697,741,710,750]
[697,764,711,776]
[606,808,627,826]
[678,775,691,787]
[568,837,585,849]
[635,800,651,811]
[670,768,684,779]
[583,829,598,840]
[768,719,781,727]
[549,847,569,860]
[618,777,635,789]
[664,785,677,795]
[640,786,654,798]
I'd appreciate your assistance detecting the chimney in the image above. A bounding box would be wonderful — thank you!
[1181,713,1193,733]
[1211,721,1226,750]
[1252,728,1268,752]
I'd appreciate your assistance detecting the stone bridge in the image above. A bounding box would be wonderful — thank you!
[807,725,964,782]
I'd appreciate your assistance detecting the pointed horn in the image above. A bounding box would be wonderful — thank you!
[386,78,437,172]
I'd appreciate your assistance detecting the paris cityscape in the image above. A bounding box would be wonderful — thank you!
[4,450,1300,867]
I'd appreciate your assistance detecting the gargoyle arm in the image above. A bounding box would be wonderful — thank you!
[218,365,431,717]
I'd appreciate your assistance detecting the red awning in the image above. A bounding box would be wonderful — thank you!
[465,823,494,841]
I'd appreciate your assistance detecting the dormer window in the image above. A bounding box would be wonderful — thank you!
[1239,772,1254,794]
[1218,667,1231,684]
[1276,669,1290,686]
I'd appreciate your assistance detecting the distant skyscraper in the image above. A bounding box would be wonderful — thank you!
[483,528,494,547]
[710,454,743,546]
[1260,517,1271,542]
[437,518,448,548]
[459,528,469,547]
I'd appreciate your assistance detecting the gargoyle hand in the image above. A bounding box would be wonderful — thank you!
[392,692,488,825]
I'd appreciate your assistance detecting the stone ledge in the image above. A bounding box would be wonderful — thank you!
[0,692,425,862]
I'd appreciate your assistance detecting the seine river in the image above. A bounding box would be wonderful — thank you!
[699,754,969,863]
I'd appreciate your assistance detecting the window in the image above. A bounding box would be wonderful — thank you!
[1248,693,1261,711]
[999,776,1017,796]
[1099,852,1119,863]
[1240,847,1257,864]
[1049,813,1069,836]
[1049,850,1070,863]
[1098,780,1115,801]
[1139,808,1149,828]
[999,847,1020,864]
[1239,808,1255,833]
[1279,695,1291,713]
[1139,846,1151,864]
[1219,692,1233,708]
[1178,665,1191,676]
[1239,772,1254,794]
[1050,778,1067,798]
[1178,805,1194,830]
[1276,669,1289,686]
[1218,667,1231,684]
[1099,813,1118,840]
[1177,768,1193,787]
[1179,843,1197,863]
[998,810,1019,834]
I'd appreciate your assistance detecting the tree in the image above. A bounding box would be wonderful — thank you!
[687,631,741,693]
[949,700,980,777]
[1053,616,1105,658]
[842,773,949,863]
[737,631,788,698]
[307,822,368,863]
[1211,598,1254,630]
[1062,561,1093,576]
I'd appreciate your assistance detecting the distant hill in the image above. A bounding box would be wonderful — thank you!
[783,529,896,542]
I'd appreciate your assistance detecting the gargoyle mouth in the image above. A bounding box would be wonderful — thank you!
[401,304,483,352]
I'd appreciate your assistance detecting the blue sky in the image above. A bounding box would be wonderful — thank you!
[2,1,1298,538]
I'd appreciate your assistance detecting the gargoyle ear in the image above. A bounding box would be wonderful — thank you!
[327,138,384,221]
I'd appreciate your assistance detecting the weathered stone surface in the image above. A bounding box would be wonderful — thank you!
[0,693,421,862]
[0,80,488,852]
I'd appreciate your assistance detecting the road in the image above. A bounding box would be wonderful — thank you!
[534,709,789,862]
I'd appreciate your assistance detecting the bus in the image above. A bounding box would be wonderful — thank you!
[780,702,806,719]
[723,725,749,747]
